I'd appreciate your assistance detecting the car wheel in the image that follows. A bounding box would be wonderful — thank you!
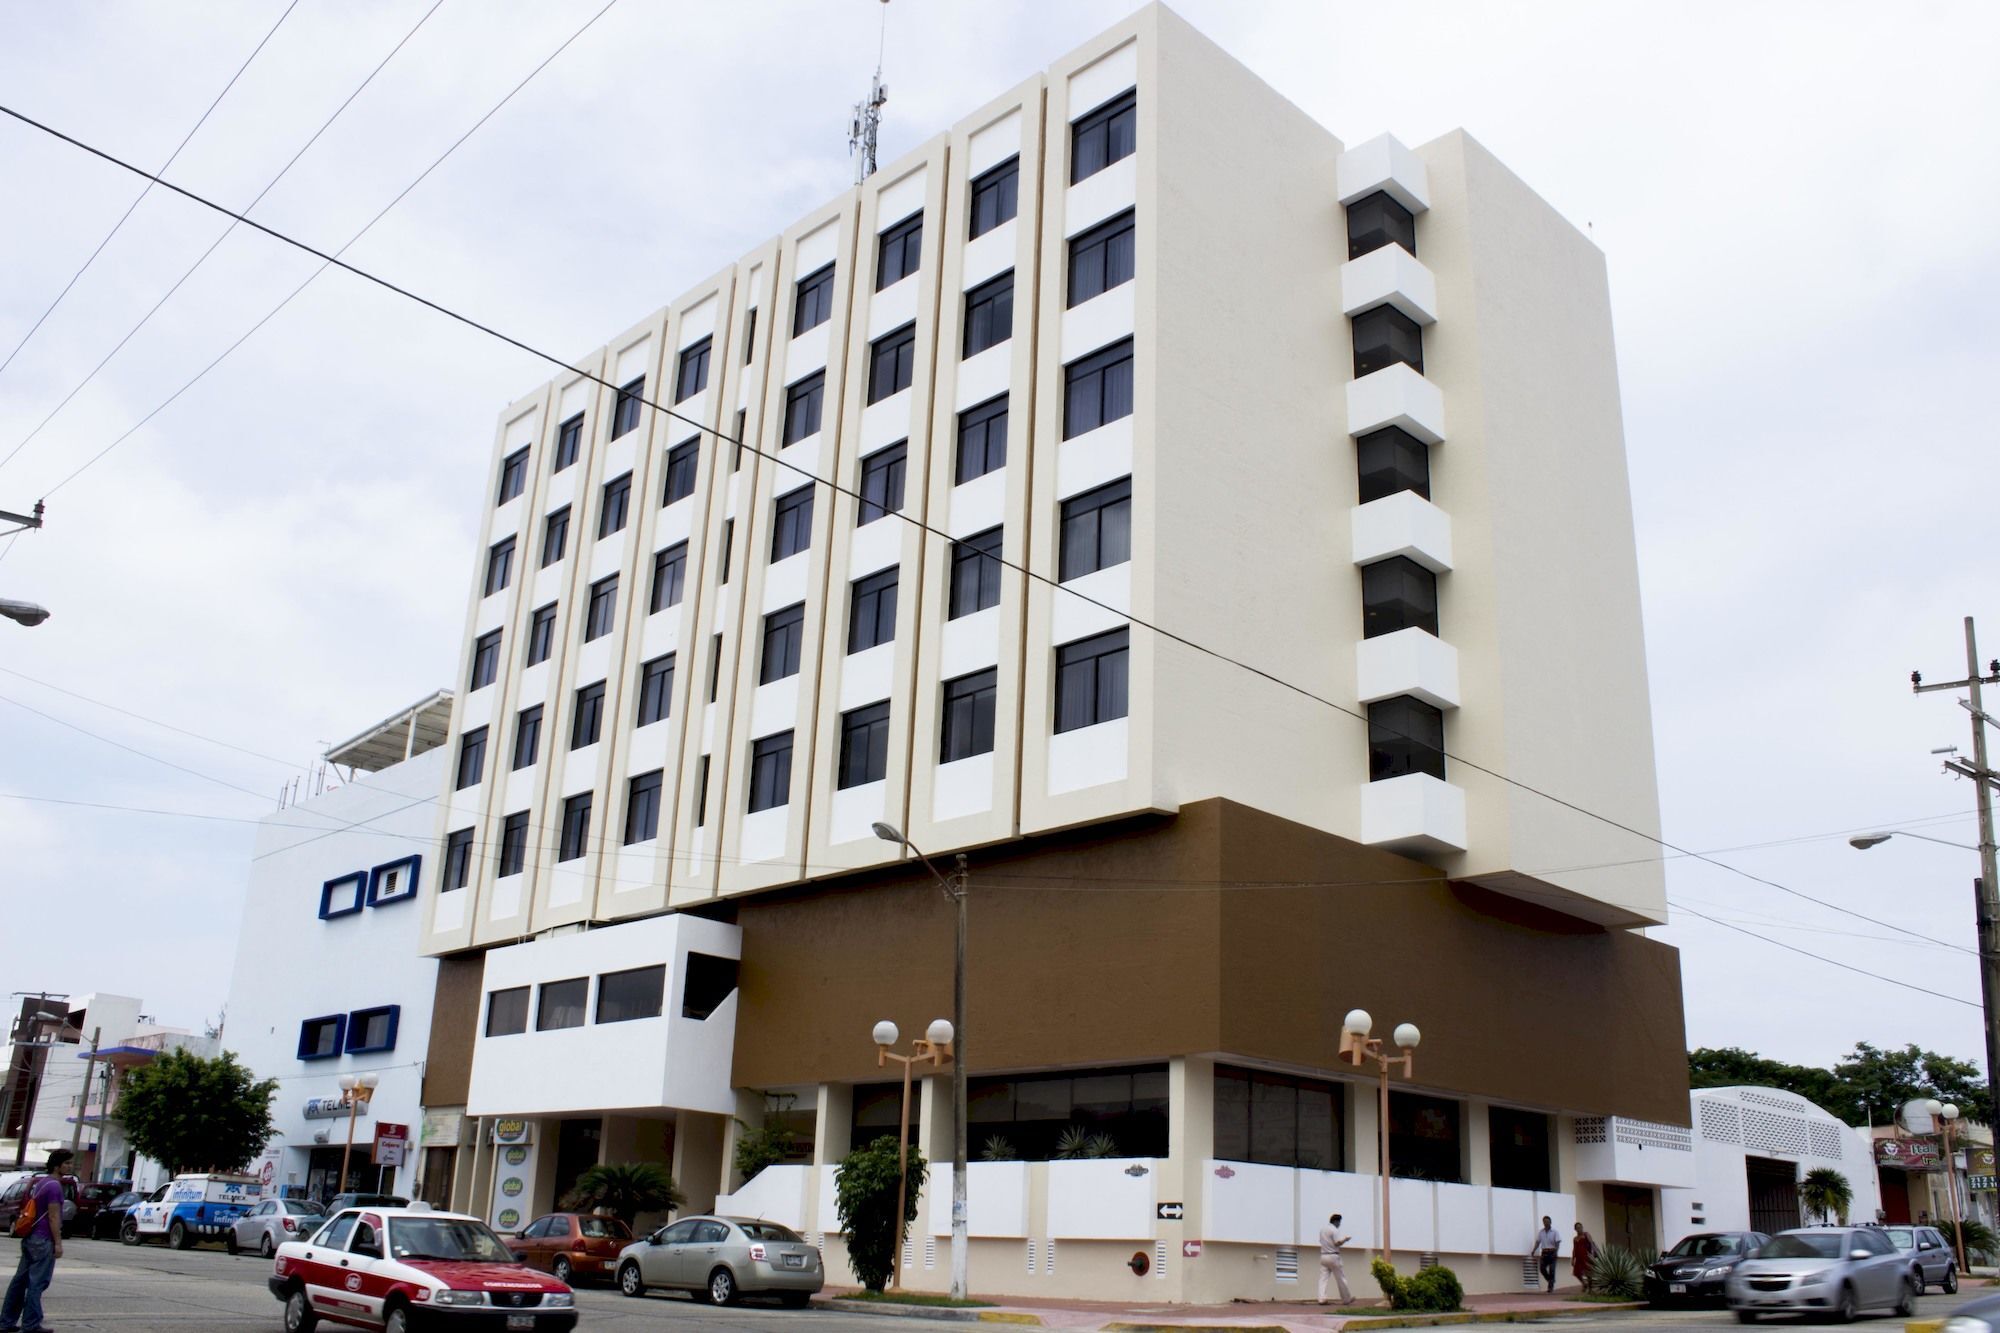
[261,1232,276,1258]
[284,1286,319,1333]
[121,1217,141,1246]
[225,1229,239,1255]
[1946,1266,1959,1295]
[619,1262,646,1298]
[1734,1312,1757,1324]
[1897,1276,1918,1318]
[1912,1267,1926,1297]
[1831,1283,1856,1323]
[708,1267,738,1306]
[553,1255,572,1284]
[169,1219,191,1250]
[383,1304,411,1333]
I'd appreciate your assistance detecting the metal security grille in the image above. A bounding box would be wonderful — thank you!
[925,1237,937,1269]
[1026,1240,1037,1273]
[1275,1247,1300,1282]
[1046,1238,1057,1274]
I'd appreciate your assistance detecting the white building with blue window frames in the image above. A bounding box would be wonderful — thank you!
[222,695,450,1204]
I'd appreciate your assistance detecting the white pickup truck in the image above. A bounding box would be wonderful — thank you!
[124,1172,263,1249]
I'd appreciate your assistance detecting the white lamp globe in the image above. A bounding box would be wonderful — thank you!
[1942,1103,1960,1121]
[1342,1009,1373,1037]
[872,1020,899,1047]
[338,1074,358,1092]
[1926,1098,1945,1117]
[1393,1023,1422,1050]
[926,1019,955,1046]
[359,1073,380,1089]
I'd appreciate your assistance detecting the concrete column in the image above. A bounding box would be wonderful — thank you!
[1164,1056,1215,1302]
[1465,1100,1492,1186]
[673,1110,727,1216]
[816,1083,854,1164]
[719,1089,765,1194]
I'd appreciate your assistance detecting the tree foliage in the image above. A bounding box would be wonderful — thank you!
[834,1135,926,1293]
[1799,1168,1853,1224]
[115,1048,277,1177]
[1688,1043,1990,1125]
[1371,1257,1464,1311]
[561,1161,682,1228]
[1939,1218,1998,1264]
[732,1091,801,1185]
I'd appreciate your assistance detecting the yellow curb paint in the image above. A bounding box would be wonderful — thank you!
[975,1315,1048,1326]
[1905,1320,1945,1333]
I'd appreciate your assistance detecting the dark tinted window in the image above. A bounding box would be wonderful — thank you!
[455,727,487,790]
[1356,427,1431,504]
[611,377,644,438]
[486,986,529,1037]
[838,701,892,789]
[498,812,529,877]
[693,755,711,828]
[859,442,906,524]
[650,542,687,613]
[761,603,806,683]
[748,732,793,812]
[964,1064,1167,1160]
[941,668,997,762]
[662,439,699,505]
[1489,1107,1552,1191]
[1063,339,1134,438]
[557,793,592,862]
[540,507,570,568]
[793,263,835,335]
[511,706,542,771]
[742,308,757,364]
[1347,190,1416,260]
[598,472,632,538]
[1213,1065,1344,1170]
[969,157,1019,239]
[868,323,917,404]
[1058,477,1132,581]
[443,828,474,890]
[497,447,529,504]
[1368,695,1445,782]
[525,604,556,667]
[1352,303,1424,379]
[771,486,814,561]
[1362,556,1438,638]
[1389,1091,1463,1182]
[682,951,739,1020]
[623,770,662,845]
[1071,89,1136,183]
[1068,210,1135,308]
[783,372,825,445]
[849,568,898,654]
[956,395,1007,484]
[553,413,583,472]
[949,527,1003,618]
[637,653,675,726]
[877,212,923,289]
[718,519,734,583]
[963,271,1013,357]
[1055,628,1129,733]
[484,538,515,597]
[584,574,618,641]
[571,681,605,749]
[537,977,588,1030]
[597,965,665,1023]
[470,630,502,690]
[674,337,712,402]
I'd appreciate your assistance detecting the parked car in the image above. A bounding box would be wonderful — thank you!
[123,1172,262,1249]
[91,1186,160,1240]
[1882,1224,1959,1293]
[270,1205,577,1331]
[228,1197,326,1257]
[615,1214,822,1307]
[323,1191,409,1218]
[0,1173,81,1237]
[74,1181,130,1238]
[507,1211,634,1285]
[1725,1226,1917,1322]
[1645,1231,1770,1304]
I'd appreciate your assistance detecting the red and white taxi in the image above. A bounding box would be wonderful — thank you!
[268,1204,577,1332]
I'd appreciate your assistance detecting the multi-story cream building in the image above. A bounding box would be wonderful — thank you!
[413,5,1690,1300]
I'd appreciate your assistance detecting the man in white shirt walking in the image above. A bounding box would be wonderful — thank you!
[1530,1215,1563,1292]
[1318,1212,1353,1304]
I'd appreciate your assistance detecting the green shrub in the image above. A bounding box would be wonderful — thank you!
[731,1091,801,1185]
[1370,1256,1464,1312]
[834,1135,927,1293]
[1052,1126,1119,1159]
[1588,1245,1647,1300]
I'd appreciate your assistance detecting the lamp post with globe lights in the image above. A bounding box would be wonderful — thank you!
[872,1018,954,1289]
[337,1072,379,1196]
[1338,1010,1421,1265]
[1926,1099,1968,1275]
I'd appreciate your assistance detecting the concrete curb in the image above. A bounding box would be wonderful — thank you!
[1101,1325,1292,1332]
[820,1298,1044,1324]
[1335,1302,1648,1330]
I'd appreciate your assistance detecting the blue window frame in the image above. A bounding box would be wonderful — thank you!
[366,855,421,907]
[345,1005,401,1055]
[298,1014,346,1061]
[318,872,367,920]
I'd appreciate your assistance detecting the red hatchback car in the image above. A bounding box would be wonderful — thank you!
[507,1211,633,1285]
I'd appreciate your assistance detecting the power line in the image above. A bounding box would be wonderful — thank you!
[0,664,307,771]
[2,93,1980,998]
[2,0,624,500]
[0,0,303,383]
[0,0,449,474]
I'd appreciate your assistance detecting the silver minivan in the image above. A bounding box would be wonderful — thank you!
[1726,1227,1918,1322]
[1883,1225,1959,1294]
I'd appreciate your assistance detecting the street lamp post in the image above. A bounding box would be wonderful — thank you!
[1338,1009,1421,1266]
[337,1073,379,1196]
[873,821,971,1300]
[1927,1099,1969,1275]
[872,1019,954,1290]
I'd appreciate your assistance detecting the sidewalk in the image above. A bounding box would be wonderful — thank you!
[821,1287,1643,1331]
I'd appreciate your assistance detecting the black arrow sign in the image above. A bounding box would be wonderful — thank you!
[1157,1202,1185,1220]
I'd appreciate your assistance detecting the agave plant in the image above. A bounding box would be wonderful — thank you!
[979,1134,1018,1162]
[1587,1245,1647,1301]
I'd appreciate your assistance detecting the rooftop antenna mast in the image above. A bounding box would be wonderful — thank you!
[848,0,891,184]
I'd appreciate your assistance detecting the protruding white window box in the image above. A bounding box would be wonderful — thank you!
[1360,772,1466,856]
[1342,246,1436,325]
[1337,133,1430,213]
[1571,1117,1696,1188]
[1347,364,1444,445]
[1357,628,1460,710]
[1352,491,1452,572]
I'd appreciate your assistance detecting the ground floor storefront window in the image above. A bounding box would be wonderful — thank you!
[967,1064,1167,1161]
[1213,1065,1345,1170]
[1390,1090,1464,1182]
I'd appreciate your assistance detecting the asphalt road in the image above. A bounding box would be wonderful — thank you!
[0,1235,963,1331]
[1506,1288,1984,1333]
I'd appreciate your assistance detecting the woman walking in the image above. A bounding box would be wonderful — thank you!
[1572,1222,1596,1293]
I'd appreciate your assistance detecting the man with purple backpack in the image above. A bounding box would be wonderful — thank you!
[1,1147,70,1333]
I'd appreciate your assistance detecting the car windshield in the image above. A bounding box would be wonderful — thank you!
[1763,1233,1846,1259]
[577,1217,630,1239]
[389,1217,517,1263]
[284,1200,324,1215]
[1883,1228,1914,1248]
[737,1222,804,1242]
[111,1192,142,1208]
[1667,1235,1737,1258]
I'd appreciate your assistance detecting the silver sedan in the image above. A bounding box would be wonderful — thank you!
[225,1197,325,1257]
[616,1214,823,1307]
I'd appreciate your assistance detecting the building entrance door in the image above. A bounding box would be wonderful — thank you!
[1603,1185,1657,1255]
[1746,1156,1801,1234]
[550,1117,602,1213]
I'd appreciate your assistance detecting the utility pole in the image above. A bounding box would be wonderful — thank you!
[1912,615,2000,1128]
[69,1027,101,1164]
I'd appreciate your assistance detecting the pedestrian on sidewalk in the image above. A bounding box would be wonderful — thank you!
[1318,1212,1353,1305]
[1571,1222,1596,1293]
[1,1147,71,1333]
[1530,1214,1562,1293]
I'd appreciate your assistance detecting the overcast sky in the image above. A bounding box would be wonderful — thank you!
[1,1,1995,1079]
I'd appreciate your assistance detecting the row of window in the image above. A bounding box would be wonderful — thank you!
[297,1005,401,1061]
[482,952,738,1037]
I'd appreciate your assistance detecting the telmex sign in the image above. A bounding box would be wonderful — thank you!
[304,1096,368,1120]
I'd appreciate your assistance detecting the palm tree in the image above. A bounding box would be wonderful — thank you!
[561,1161,683,1229]
[1799,1168,1853,1225]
